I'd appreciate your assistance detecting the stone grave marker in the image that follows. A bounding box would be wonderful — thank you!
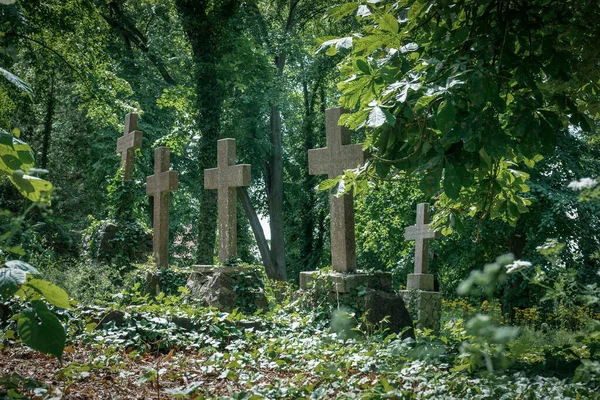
[204,138,250,264]
[401,203,441,332]
[116,113,143,181]
[308,107,364,272]
[185,139,265,312]
[404,203,440,291]
[299,107,413,337]
[146,147,179,267]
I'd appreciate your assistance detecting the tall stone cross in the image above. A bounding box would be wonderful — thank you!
[116,113,143,180]
[146,147,179,267]
[404,203,440,290]
[308,108,365,273]
[204,139,251,264]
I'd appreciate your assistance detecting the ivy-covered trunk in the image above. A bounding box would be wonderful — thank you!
[175,0,238,265]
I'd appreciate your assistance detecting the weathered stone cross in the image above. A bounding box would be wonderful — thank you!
[308,108,365,273]
[146,147,179,267]
[116,113,143,180]
[204,139,251,264]
[404,203,439,290]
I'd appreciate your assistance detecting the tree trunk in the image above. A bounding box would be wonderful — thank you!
[266,54,287,280]
[40,74,54,169]
[175,0,238,265]
[237,187,277,278]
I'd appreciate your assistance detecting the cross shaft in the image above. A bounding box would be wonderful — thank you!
[116,113,142,180]
[404,203,439,274]
[146,147,179,267]
[308,108,365,273]
[204,139,250,264]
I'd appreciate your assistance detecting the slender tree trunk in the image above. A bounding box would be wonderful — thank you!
[40,74,54,169]
[237,187,277,278]
[267,54,287,280]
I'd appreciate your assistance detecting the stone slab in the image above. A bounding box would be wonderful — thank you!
[186,265,267,312]
[299,270,392,293]
[407,273,434,291]
[400,290,441,332]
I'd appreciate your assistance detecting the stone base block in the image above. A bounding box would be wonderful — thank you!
[400,290,441,332]
[299,270,392,293]
[407,273,434,291]
[186,265,267,312]
[299,270,413,337]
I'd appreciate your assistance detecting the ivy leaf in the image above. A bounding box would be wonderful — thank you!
[436,100,455,134]
[26,279,70,309]
[18,301,66,362]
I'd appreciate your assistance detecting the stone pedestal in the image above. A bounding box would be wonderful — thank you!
[400,290,441,332]
[407,273,434,291]
[299,270,392,292]
[186,265,267,312]
[299,270,413,338]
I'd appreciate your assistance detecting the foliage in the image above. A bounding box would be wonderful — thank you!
[0,128,52,203]
[322,0,600,232]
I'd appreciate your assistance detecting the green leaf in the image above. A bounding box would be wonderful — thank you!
[17,301,66,362]
[0,268,26,299]
[5,260,39,274]
[367,106,386,128]
[355,59,371,75]
[328,2,359,22]
[0,67,32,95]
[26,279,70,309]
[9,173,52,203]
[436,100,455,134]
[318,177,340,191]
[444,161,462,199]
[379,14,398,33]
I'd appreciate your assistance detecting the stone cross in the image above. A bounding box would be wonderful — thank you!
[116,113,143,180]
[146,147,179,267]
[308,107,365,273]
[204,139,251,264]
[404,203,440,290]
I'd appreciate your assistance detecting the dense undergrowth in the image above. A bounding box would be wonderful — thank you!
[1,264,599,399]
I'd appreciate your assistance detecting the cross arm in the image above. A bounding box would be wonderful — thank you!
[205,168,218,190]
[116,130,143,153]
[308,147,330,176]
[227,164,251,187]
[404,225,440,240]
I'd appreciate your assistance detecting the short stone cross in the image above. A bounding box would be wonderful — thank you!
[204,139,251,264]
[116,113,143,180]
[404,203,440,290]
[308,107,365,273]
[146,147,179,267]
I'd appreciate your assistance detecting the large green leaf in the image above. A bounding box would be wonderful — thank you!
[0,67,32,95]
[367,106,386,128]
[17,301,66,362]
[0,268,26,299]
[5,260,40,274]
[26,279,70,309]
[9,173,52,203]
[437,100,455,134]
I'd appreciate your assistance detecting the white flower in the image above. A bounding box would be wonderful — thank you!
[506,260,532,274]
[567,177,598,191]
